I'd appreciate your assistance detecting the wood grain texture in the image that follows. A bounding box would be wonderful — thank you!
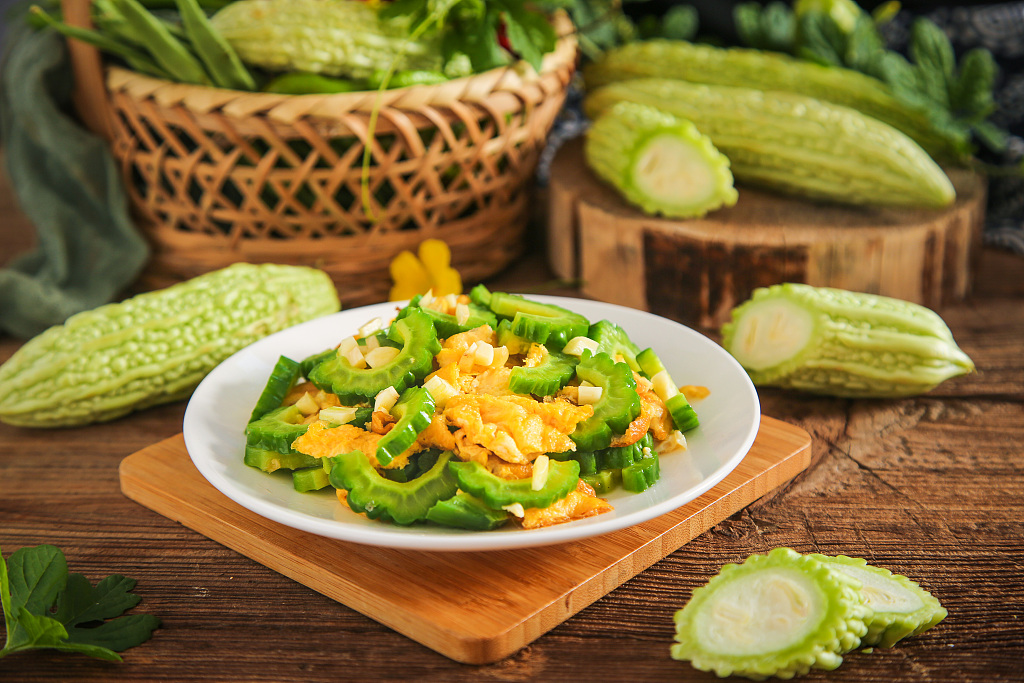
[2,239,1023,680]
[547,138,987,328]
[117,417,811,664]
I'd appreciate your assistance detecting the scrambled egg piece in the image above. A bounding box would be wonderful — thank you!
[610,373,673,447]
[292,421,417,469]
[521,479,613,529]
[435,325,495,367]
[444,394,593,464]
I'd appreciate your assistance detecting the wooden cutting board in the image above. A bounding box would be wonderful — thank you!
[546,138,987,329]
[119,415,811,665]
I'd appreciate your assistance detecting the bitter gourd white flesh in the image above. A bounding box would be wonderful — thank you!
[583,39,969,161]
[809,554,948,648]
[721,283,974,398]
[584,79,956,209]
[0,263,339,427]
[585,101,737,219]
[210,0,443,80]
[671,547,871,680]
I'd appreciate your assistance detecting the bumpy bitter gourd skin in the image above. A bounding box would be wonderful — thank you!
[809,554,948,648]
[584,79,956,209]
[671,547,872,680]
[0,263,339,427]
[210,0,444,80]
[584,39,970,161]
[720,283,975,397]
[570,351,642,452]
[585,101,737,219]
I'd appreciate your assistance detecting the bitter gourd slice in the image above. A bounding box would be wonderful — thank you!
[635,347,700,431]
[588,319,643,372]
[374,386,435,466]
[585,101,737,219]
[478,289,590,350]
[0,263,339,427]
[426,492,510,531]
[395,294,497,339]
[508,348,578,397]
[809,554,948,648]
[671,547,871,680]
[308,309,440,404]
[448,459,580,510]
[243,444,318,473]
[328,449,458,525]
[595,432,653,471]
[244,404,309,454]
[570,352,642,452]
[584,39,970,161]
[293,465,331,492]
[720,283,975,397]
[249,355,302,423]
[621,451,660,492]
[584,79,956,209]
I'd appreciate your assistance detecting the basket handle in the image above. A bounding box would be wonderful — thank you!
[60,0,114,142]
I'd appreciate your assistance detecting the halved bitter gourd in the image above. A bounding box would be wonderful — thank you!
[308,309,441,404]
[584,79,956,209]
[720,283,975,397]
[671,547,871,679]
[471,285,590,350]
[374,386,435,466]
[585,101,738,219]
[509,347,579,397]
[808,554,948,648]
[570,351,642,452]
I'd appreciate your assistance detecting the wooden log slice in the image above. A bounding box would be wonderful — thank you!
[546,137,987,329]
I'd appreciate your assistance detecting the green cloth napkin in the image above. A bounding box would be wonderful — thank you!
[0,6,148,340]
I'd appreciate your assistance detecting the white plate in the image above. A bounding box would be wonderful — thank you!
[183,296,760,552]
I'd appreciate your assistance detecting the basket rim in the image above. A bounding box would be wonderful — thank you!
[102,14,577,118]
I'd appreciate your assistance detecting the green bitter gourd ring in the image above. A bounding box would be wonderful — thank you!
[809,554,948,648]
[671,547,871,680]
[585,101,738,219]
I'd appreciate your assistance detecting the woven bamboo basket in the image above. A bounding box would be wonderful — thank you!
[61,1,578,306]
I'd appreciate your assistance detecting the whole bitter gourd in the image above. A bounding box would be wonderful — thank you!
[720,283,974,397]
[585,101,738,219]
[0,263,339,427]
[584,39,970,162]
[584,79,956,209]
[209,0,444,80]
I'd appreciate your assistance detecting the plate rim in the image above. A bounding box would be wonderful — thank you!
[183,295,760,552]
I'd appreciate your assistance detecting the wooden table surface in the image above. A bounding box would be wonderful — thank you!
[2,179,1023,681]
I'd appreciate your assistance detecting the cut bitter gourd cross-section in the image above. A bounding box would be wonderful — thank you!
[585,101,738,219]
[671,547,871,680]
[810,554,948,648]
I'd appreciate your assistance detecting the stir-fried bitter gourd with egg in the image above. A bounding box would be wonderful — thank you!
[242,288,705,530]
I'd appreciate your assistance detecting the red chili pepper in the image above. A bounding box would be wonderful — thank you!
[497,19,512,53]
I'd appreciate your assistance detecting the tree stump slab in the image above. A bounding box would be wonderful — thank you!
[546,137,987,328]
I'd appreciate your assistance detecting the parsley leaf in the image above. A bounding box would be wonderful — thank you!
[0,544,160,662]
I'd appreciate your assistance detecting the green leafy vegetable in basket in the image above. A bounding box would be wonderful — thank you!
[0,543,160,662]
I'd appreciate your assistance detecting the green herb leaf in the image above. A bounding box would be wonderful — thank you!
[500,0,557,73]
[909,17,954,107]
[951,48,997,120]
[661,5,698,42]
[1,544,159,662]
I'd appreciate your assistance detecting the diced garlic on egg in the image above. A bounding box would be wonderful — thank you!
[473,341,495,367]
[656,430,688,454]
[531,455,550,491]
[374,386,400,413]
[455,302,471,326]
[491,345,510,368]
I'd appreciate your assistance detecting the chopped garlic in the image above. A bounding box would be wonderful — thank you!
[343,344,367,369]
[419,289,435,307]
[490,345,510,368]
[358,317,383,338]
[502,502,525,518]
[364,345,400,368]
[578,385,604,405]
[455,302,471,326]
[473,341,495,367]
[443,293,458,311]
[374,386,400,413]
[294,392,320,416]
[651,370,679,402]
[563,336,599,357]
[338,335,359,354]
[656,430,688,454]
[531,455,550,491]
[318,405,360,425]
[423,374,458,409]
[363,334,380,351]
